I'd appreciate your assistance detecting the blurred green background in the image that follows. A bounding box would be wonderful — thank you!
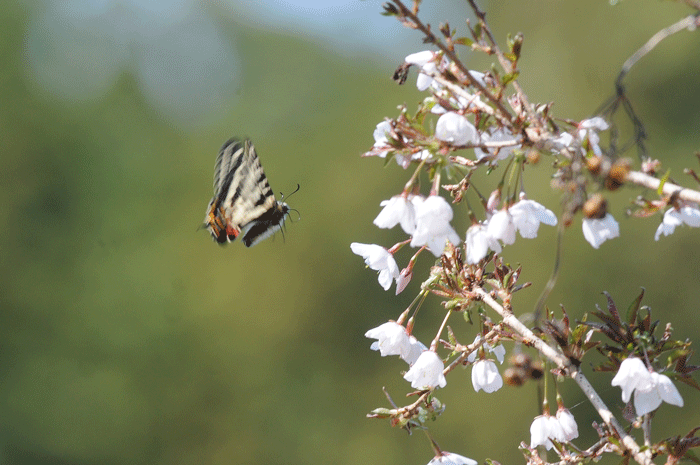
[1,0,699,464]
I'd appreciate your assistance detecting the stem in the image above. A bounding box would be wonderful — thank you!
[431,309,452,351]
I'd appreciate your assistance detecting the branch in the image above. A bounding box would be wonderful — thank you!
[473,287,652,465]
[626,170,700,204]
[389,0,514,122]
[616,14,700,91]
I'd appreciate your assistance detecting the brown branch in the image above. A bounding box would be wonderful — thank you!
[473,287,653,465]
[626,170,700,204]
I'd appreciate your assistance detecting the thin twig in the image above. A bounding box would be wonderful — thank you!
[390,0,514,122]
[465,0,538,122]
[616,14,700,91]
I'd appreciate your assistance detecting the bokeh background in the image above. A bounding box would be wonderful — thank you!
[2,0,700,464]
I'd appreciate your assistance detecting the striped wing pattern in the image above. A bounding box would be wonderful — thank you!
[204,138,289,247]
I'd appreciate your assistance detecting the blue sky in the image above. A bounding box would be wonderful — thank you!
[24,0,468,129]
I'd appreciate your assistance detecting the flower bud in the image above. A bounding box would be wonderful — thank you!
[582,194,607,219]
[585,155,602,175]
[503,366,527,387]
[605,158,631,191]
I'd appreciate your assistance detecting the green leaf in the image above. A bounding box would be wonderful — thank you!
[501,71,520,86]
[454,37,474,47]
[657,168,671,195]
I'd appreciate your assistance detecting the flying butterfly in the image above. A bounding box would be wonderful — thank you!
[203,138,295,247]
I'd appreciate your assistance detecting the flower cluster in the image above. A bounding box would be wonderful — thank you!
[466,196,558,264]
[351,193,461,293]
[357,3,700,465]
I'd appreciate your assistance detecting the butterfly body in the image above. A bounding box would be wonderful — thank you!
[204,138,290,247]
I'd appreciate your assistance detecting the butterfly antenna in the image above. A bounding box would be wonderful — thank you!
[287,208,301,222]
[280,183,301,201]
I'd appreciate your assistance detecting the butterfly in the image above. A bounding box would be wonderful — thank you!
[203,138,294,247]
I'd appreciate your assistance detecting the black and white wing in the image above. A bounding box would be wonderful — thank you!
[204,138,289,247]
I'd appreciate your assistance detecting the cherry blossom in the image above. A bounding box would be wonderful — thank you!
[509,199,558,239]
[427,452,478,465]
[530,409,578,449]
[410,196,461,257]
[465,222,501,264]
[365,321,427,365]
[404,50,441,91]
[555,408,579,442]
[577,117,609,157]
[403,350,447,389]
[655,204,700,240]
[372,121,394,158]
[487,210,516,245]
[467,335,506,364]
[530,415,556,450]
[350,243,400,290]
[435,112,478,146]
[611,357,684,416]
[475,127,520,161]
[471,359,503,393]
[582,213,619,249]
[373,195,420,234]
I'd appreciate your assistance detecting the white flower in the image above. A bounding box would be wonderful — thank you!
[403,336,428,366]
[428,452,478,465]
[555,408,579,442]
[405,50,436,66]
[487,210,516,245]
[410,196,461,257]
[611,357,652,402]
[611,357,684,416]
[471,359,503,393]
[530,415,555,450]
[551,132,575,152]
[579,117,609,131]
[633,372,684,415]
[491,344,506,364]
[365,322,410,357]
[374,195,418,234]
[465,223,501,264]
[350,243,400,290]
[435,112,478,146]
[655,205,700,240]
[475,127,519,161]
[509,199,558,239]
[530,409,578,449]
[582,213,619,249]
[365,321,427,365]
[405,50,441,91]
[578,117,609,156]
[404,350,447,389]
[467,335,506,364]
[372,121,394,158]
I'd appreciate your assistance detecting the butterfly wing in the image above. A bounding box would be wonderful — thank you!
[204,138,287,246]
